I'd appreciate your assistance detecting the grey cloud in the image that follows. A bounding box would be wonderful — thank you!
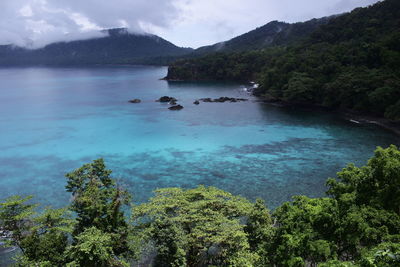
[0,0,183,48]
[0,0,382,48]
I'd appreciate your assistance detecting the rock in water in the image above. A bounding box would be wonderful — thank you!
[193,100,200,105]
[199,97,248,103]
[201,98,213,102]
[157,96,177,103]
[129,99,141,103]
[169,105,184,110]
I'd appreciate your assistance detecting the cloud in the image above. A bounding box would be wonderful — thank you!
[0,0,184,48]
[0,0,381,48]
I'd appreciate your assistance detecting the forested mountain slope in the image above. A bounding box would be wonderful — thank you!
[166,0,400,121]
[0,28,193,66]
[193,17,331,55]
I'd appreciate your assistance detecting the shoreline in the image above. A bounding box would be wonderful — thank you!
[161,79,400,137]
[255,97,400,137]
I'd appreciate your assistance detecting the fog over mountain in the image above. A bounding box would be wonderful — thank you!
[1,0,380,48]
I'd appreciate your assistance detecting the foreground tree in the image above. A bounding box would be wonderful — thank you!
[268,146,400,266]
[270,196,339,266]
[1,159,132,266]
[65,158,131,257]
[66,227,128,267]
[327,145,400,214]
[0,195,36,253]
[0,196,73,265]
[19,208,73,265]
[132,186,273,266]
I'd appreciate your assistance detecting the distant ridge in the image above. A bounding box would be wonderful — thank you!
[0,28,193,66]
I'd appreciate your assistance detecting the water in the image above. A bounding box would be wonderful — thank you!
[0,66,398,211]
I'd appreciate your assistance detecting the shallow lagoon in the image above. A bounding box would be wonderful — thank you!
[0,66,398,210]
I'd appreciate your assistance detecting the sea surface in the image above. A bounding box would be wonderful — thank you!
[0,66,399,210]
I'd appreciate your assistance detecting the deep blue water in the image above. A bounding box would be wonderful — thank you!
[0,66,399,211]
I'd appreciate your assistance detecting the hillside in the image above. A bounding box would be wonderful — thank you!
[193,17,331,55]
[0,28,193,66]
[166,0,400,121]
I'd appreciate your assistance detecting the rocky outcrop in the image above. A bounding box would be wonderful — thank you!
[198,97,248,103]
[157,96,177,103]
[128,99,141,103]
[169,105,184,110]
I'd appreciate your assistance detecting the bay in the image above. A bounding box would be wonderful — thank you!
[0,65,398,210]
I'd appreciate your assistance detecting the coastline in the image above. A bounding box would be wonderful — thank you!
[338,112,400,137]
[254,97,400,137]
[162,78,400,137]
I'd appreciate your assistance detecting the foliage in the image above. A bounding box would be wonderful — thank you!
[0,195,36,252]
[65,158,131,256]
[66,227,128,267]
[20,208,73,265]
[192,18,330,56]
[131,186,267,266]
[0,196,73,265]
[327,145,400,214]
[270,196,339,266]
[359,242,400,267]
[0,159,132,266]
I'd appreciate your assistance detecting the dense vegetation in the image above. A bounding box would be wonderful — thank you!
[0,28,193,66]
[1,145,400,266]
[193,17,331,55]
[166,0,400,121]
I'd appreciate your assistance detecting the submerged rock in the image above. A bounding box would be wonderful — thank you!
[169,105,184,110]
[157,96,177,103]
[169,100,177,105]
[128,99,141,103]
[193,100,200,105]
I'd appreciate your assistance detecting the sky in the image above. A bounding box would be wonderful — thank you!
[0,0,380,49]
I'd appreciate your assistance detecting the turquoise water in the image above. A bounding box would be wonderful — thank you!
[0,66,399,211]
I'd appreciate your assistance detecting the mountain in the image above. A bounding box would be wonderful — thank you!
[0,28,193,66]
[193,17,332,55]
[166,0,400,121]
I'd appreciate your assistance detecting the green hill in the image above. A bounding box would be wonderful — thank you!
[166,0,400,121]
[0,28,193,66]
[193,17,331,55]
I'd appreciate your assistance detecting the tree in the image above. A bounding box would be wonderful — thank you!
[0,197,74,265]
[0,195,36,253]
[283,72,316,103]
[327,145,400,214]
[270,196,339,266]
[244,199,274,266]
[66,227,128,267]
[65,158,131,256]
[20,208,73,265]
[131,186,264,266]
[360,242,400,267]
